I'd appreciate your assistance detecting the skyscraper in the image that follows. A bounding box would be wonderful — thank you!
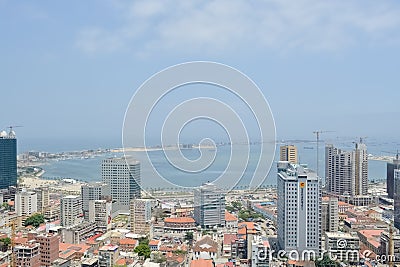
[101,157,141,211]
[325,141,368,196]
[387,154,400,199]
[193,183,226,228]
[130,198,152,235]
[81,182,109,220]
[0,129,17,189]
[393,169,400,230]
[277,161,321,256]
[279,145,298,164]
[60,195,82,227]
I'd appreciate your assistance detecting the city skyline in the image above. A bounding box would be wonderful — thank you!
[1,1,400,153]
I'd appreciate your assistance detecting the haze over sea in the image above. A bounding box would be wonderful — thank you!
[31,139,396,190]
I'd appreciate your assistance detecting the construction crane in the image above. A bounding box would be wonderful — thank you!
[0,219,16,267]
[312,130,335,178]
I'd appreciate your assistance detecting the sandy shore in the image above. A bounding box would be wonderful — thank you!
[19,176,84,193]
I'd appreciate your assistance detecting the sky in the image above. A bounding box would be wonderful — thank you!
[1,0,400,152]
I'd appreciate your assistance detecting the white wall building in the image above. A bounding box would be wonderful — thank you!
[194,183,225,228]
[60,195,82,227]
[81,182,109,220]
[321,197,339,234]
[277,161,321,257]
[15,190,37,217]
[89,199,112,231]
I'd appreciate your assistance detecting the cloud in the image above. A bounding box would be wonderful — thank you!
[76,0,400,55]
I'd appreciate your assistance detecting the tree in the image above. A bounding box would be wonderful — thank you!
[315,254,340,267]
[184,231,193,241]
[134,243,151,259]
[0,238,10,246]
[24,213,45,228]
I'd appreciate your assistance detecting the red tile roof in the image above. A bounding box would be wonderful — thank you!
[164,217,195,223]
[191,259,213,267]
[225,211,238,222]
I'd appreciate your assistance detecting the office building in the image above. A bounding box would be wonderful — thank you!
[36,233,60,266]
[81,182,109,220]
[325,141,368,196]
[61,221,97,244]
[277,161,321,256]
[60,195,82,227]
[394,170,400,230]
[387,154,400,199]
[194,183,226,228]
[321,197,339,234]
[89,199,112,231]
[15,190,37,217]
[130,198,152,235]
[280,145,298,164]
[0,129,17,189]
[101,157,141,211]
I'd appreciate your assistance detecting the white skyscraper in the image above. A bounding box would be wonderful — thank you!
[102,157,141,211]
[15,190,38,217]
[194,183,225,228]
[130,199,152,235]
[60,195,82,227]
[277,162,321,256]
[325,141,368,196]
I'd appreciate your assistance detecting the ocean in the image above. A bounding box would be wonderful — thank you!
[39,142,388,190]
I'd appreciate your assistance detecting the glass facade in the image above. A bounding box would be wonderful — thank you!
[0,136,17,189]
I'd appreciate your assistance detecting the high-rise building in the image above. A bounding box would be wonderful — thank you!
[34,187,50,213]
[321,197,339,234]
[194,183,226,228]
[81,182,109,220]
[280,145,298,164]
[277,161,321,256]
[387,154,400,199]
[101,157,141,211]
[130,199,152,235]
[394,169,400,230]
[89,199,112,231]
[60,195,82,227]
[15,190,38,217]
[0,129,17,189]
[36,233,60,266]
[325,141,368,196]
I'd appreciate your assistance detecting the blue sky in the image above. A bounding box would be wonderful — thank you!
[1,0,400,152]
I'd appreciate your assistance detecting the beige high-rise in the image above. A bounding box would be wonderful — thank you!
[279,145,298,164]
